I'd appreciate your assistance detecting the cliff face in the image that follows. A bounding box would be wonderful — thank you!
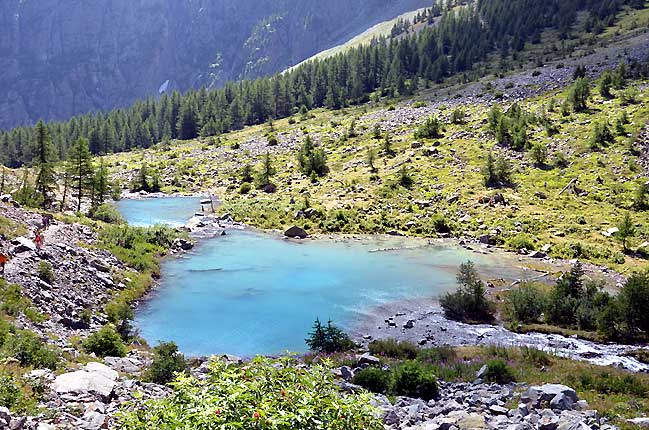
[0,0,430,129]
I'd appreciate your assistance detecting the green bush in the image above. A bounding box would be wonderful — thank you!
[239,182,252,194]
[482,359,515,384]
[90,203,125,224]
[352,367,390,394]
[145,342,187,385]
[589,120,614,150]
[392,362,439,400]
[117,356,383,430]
[440,261,495,323]
[0,373,22,410]
[506,234,536,251]
[6,330,59,370]
[83,325,126,358]
[414,116,443,139]
[37,261,55,284]
[368,339,418,360]
[104,301,134,342]
[482,152,512,188]
[505,283,547,323]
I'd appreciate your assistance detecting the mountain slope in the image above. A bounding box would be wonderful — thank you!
[0,0,432,129]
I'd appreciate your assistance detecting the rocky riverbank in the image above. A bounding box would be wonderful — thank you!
[353,299,649,373]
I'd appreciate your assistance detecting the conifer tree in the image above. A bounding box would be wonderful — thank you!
[33,120,57,208]
[67,138,94,212]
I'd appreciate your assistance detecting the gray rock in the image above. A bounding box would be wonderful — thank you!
[525,384,579,407]
[550,392,575,410]
[53,362,118,400]
[11,237,36,253]
[627,418,649,427]
[357,353,380,367]
[339,366,353,381]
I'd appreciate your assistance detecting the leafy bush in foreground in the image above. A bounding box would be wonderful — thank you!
[118,356,383,430]
[392,362,439,401]
[482,359,515,384]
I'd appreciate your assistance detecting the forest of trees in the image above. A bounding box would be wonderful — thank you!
[0,0,644,168]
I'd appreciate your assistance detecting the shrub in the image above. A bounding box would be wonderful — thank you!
[506,234,535,251]
[418,346,457,364]
[239,182,252,194]
[505,283,547,323]
[482,152,512,188]
[117,356,383,430]
[90,203,125,224]
[529,142,548,167]
[431,213,451,233]
[6,330,59,370]
[521,346,552,366]
[305,319,355,353]
[145,342,187,385]
[266,133,279,146]
[0,373,22,410]
[568,77,590,112]
[368,339,418,360]
[589,120,614,150]
[83,325,126,358]
[104,301,134,342]
[440,261,495,323]
[482,359,515,384]
[392,362,439,401]
[414,116,443,139]
[352,367,390,394]
[450,108,466,124]
[37,261,55,284]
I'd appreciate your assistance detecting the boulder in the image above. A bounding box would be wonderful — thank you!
[478,234,492,244]
[550,392,575,410]
[11,237,36,253]
[284,226,308,239]
[411,141,423,149]
[627,418,649,427]
[53,362,118,400]
[403,319,415,329]
[357,353,380,367]
[524,384,578,407]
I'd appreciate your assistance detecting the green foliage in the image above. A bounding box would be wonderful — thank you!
[0,373,22,410]
[488,104,530,150]
[450,108,466,124]
[505,283,547,323]
[398,166,414,189]
[305,318,355,353]
[83,325,126,358]
[615,212,635,251]
[382,132,393,156]
[99,224,184,273]
[37,261,55,284]
[297,135,328,177]
[33,120,57,209]
[414,116,443,139]
[255,151,276,189]
[506,234,536,251]
[104,301,134,342]
[145,342,187,385]
[117,356,383,430]
[482,359,515,384]
[5,330,59,370]
[66,138,95,212]
[440,261,495,323]
[598,70,613,98]
[530,142,548,167]
[392,362,439,401]
[266,133,279,146]
[589,120,615,150]
[90,203,125,224]
[368,339,418,360]
[239,182,252,194]
[568,77,591,112]
[482,152,512,188]
[633,181,648,210]
[352,367,391,394]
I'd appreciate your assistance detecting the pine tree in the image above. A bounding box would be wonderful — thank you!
[67,138,94,213]
[33,120,57,208]
[256,151,276,189]
[92,158,109,208]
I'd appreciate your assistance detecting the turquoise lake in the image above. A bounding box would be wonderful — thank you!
[117,197,524,357]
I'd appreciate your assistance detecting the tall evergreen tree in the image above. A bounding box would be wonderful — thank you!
[67,138,94,212]
[33,120,58,208]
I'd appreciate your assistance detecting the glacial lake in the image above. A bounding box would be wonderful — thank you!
[117,197,526,357]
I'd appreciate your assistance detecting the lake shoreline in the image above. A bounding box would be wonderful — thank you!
[118,196,642,368]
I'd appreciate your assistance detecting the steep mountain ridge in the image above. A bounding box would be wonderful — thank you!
[0,0,431,129]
